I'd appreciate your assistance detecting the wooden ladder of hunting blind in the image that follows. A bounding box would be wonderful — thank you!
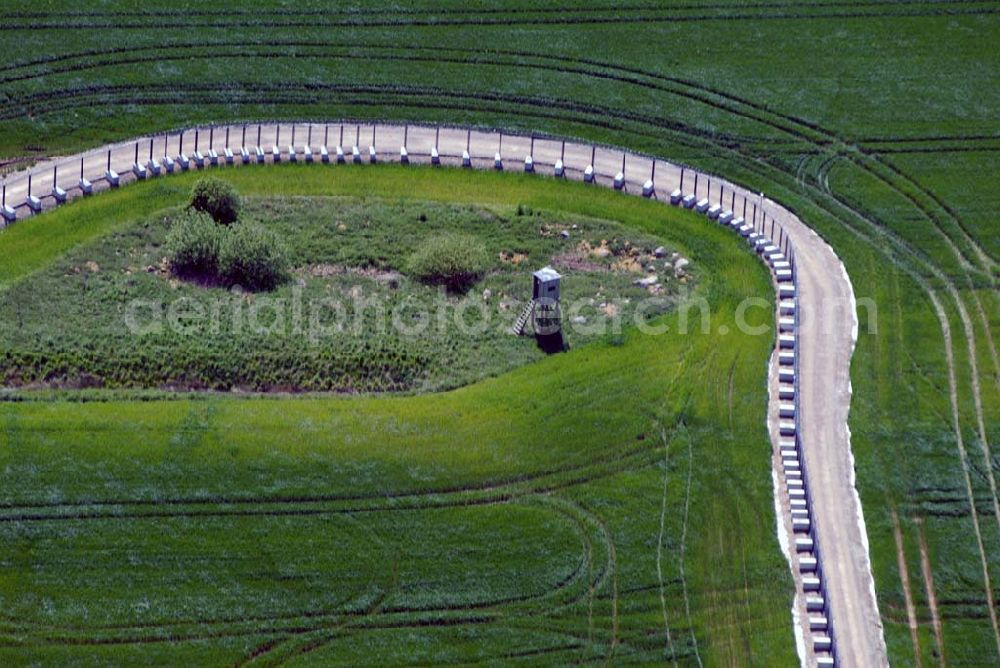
[510,300,535,336]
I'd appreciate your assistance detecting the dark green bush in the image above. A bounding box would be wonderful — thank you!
[165,211,222,276]
[218,222,290,291]
[404,233,490,291]
[190,176,242,225]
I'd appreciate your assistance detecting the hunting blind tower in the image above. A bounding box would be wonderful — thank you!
[511,267,562,336]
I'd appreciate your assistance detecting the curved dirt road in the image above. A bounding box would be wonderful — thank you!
[0,122,888,666]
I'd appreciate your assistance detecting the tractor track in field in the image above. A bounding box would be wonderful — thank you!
[891,508,923,666]
[0,442,622,653]
[2,3,998,31]
[915,517,947,664]
[0,433,661,511]
[4,0,994,21]
[3,497,607,652]
[655,427,680,666]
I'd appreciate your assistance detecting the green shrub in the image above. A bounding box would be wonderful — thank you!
[218,222,290,291]
[165,211,222,276]
[405,233,490,291]
[190,176,241,225]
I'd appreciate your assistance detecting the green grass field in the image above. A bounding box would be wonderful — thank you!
[0,168,791,664]
[1,1,998,665]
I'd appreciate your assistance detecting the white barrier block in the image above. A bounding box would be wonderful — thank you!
[806,595,825,612]
[803,576,821,592]
[779,284,796,299]
[790,506,808,518]
[707,204,722,219]
[778,368,795,383]
[178,153,190,170]
[147,158,161,176]
[105,169,120,187]
[369,145,377,163]
[729,215,744,229]
[431,146,440,165]
[683,195,697,208]
[779,386,795,402]
[816,657,836,667]
[320,146,329,163]
[695,198,709,212]
[779,333,796,349]
[224,148,234,165]
[255,146,266,163]
[780,421,796,436]
[132,163,147,180]
[613,172,625,190]
[268,146,279,163]
[795,537,815,553]
[352,146,361,163]
[336,146,345,163]
[718,210,733,224]
[208,149,218,166]
[773,259,791,271]
[26,195,42,213]
[780,300,796,315]
[1,204,15,222]
[669,188,682,204]
[780,403,795,418]
[462,150,471,168]
[524,155,533,172]
[584,165,595,183]
[813,636,832,652]
[240,147,250,163]
[779,351,795,366]
[288,145,297,163]
[79,178,93,195]
[779,317,795,332]
[494,152,503,170]
[642,179,654,197]
[792,517,811,533]
[304,145,313,163]
[52,185,68,203]
[163,155,175,173]
[800,556,819,573]
[400,146,409,164]
[554,159,565,177]
[809,615,828,631]
[193,151,205,167]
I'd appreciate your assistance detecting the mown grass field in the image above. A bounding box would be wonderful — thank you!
[1,0,998,665]
[0,167,792,664]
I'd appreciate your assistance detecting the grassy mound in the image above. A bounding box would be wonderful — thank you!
[0,187,687,393]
